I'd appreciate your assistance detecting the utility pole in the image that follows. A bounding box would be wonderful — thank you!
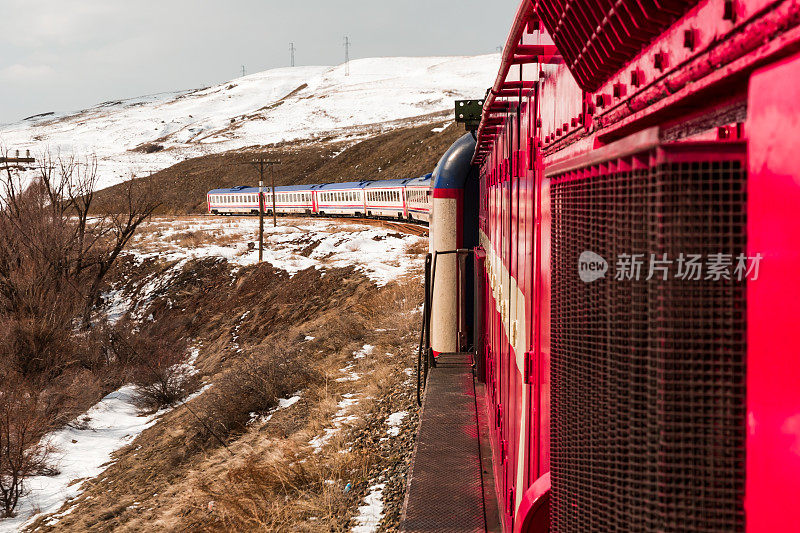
[290,42,296,67]
[344,36,350,76]
[241,65,246,77]
[243,157,281,261]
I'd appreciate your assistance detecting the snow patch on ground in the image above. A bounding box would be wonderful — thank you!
[249,393,303,426]
[278,395,301,409]
[351,483,386,533]
[0,387,161,533]
[385,411,408,437]
[310,394,360,452]
[128,217,425,287]
[0,345,207,531]
[353,344,375,359]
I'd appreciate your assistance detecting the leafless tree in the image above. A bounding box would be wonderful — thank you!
[0,374,53,518]
[0,148,160,517]
[0,148,160,330]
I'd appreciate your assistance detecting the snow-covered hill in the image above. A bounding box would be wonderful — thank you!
[0,55,499,190]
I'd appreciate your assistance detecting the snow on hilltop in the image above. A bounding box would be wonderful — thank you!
[0,54,499,190]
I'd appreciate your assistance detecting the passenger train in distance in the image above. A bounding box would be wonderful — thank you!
[206,174,433,223]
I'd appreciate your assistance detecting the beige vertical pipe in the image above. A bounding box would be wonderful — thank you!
[430,196,458,354]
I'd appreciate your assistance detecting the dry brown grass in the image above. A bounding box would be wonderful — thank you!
[28,243,424,532]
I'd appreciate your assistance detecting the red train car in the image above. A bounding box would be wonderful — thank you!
[425,0,800,531]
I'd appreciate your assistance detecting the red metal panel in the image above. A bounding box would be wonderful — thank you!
[745,50,800,533]
[537,176,552,480]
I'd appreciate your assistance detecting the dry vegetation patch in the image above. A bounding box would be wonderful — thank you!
[29,234,424,532]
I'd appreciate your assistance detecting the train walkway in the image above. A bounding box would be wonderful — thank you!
[400,353,501,532]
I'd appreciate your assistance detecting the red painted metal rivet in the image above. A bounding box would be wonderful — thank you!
[613,83,626,98]
[571,117,579,127]
[718,126,730,139]
[595,94,609,107]
[654,51,667,71]
[684,28,697,50]
[562,122,569,131]
[723,0,737,21]
[556,128,562,136]
[630,69,642,87]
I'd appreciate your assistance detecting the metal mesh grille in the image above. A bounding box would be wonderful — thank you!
[550,150,747,532]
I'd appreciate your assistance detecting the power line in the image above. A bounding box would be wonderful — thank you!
[344,36,350,76]
[290,42,296,67]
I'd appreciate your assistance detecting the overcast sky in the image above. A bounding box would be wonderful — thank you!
[0,0,518,124]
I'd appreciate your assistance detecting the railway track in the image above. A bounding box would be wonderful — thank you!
[203,213,429,237]
[356,218,429,237]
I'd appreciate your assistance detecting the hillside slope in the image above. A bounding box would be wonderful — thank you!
[1,55,498,191]
[94,117,466,215]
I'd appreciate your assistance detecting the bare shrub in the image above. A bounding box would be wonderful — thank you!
[0,375,54,518]
[322,314,368,353]
[106,317,197,411]
[168,230,209,249]
[406,239,428,256]
[191,343,318,446]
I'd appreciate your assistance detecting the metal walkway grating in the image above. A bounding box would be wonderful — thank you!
[401,353,493,532]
